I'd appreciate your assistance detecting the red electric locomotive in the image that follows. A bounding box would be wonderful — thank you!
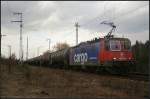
[98,37,135,73]
[69,37,135,73]
[99,37,134,66]
[99,21,135,72]
[69,21,135,73]
[101,38,134,63]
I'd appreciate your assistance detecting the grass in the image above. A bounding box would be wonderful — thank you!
[100,77,149,97]
[0,59,149,98]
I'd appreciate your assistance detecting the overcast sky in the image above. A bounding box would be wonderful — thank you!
[1,1,149,59]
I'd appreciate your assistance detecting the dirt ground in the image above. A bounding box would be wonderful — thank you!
[0,64,149,98]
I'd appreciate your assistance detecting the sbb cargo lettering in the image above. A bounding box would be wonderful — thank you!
[74,53,88,63]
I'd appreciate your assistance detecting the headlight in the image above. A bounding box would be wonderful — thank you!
[113,57,116,60]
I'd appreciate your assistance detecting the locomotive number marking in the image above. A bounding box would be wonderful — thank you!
[74,53,88,64]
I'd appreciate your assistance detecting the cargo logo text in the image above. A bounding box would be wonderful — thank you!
[74,53,88,64]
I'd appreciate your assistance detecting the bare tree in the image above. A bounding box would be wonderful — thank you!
[11,53,16,60]
[53,42,70,51]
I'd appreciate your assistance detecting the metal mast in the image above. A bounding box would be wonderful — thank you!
[47,38,51,52]
[26,36,28,60]
[8,45,11,59]
[37,46,41,56]
[11,12,23,63]
[75,22,80,45]
[0,34,6,58]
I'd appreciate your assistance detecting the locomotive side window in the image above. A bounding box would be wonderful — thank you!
[110,40,121,51]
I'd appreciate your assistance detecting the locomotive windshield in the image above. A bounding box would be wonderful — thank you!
[121,40,131,50]
[105,38,131,51]
[110,40,121,51]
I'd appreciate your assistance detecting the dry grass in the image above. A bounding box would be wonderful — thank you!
[0,63,149,98]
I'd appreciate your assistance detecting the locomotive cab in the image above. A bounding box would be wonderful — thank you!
[101,38,135,67]
[105,38,130,51]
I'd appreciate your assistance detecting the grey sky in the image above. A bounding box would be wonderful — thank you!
[1,1,149,59]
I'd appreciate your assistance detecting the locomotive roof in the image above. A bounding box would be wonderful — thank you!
[72,37,130,48]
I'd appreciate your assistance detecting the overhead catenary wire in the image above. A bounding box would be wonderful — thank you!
[113,4,148,22]
[80,3,148,28]
[3,2,149,59]
[79,3,149,36]
[6,1,14,14]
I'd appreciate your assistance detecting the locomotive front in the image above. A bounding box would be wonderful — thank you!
[100,38,135,68]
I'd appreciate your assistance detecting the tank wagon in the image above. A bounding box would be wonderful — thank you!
[50,48,70,66]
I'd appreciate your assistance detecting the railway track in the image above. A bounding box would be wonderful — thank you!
[124,72,149,81]
[71,67,149,81]
[89,70,149,81]
[94,71,149,81]
[29,64,149,82]
[84,70,149,82]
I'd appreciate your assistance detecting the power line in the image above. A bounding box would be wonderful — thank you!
[79,3,108,28]
[113,4,148,22]
[6,1,13,14]
[74,4,148,38]
[80,4,148,28]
